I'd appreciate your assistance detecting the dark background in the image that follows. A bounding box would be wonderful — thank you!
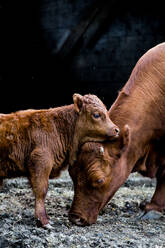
[0,0,164,113]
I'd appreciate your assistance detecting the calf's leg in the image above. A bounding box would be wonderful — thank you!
[28,147,54,227]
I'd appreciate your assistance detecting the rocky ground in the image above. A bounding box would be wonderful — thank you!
[0,171,165,248]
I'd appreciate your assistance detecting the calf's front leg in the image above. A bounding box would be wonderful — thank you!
[28,147,54,228]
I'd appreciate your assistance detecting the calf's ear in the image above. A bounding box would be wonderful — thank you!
[73,93,83,113]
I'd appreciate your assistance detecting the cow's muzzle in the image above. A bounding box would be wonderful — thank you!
[69,213,90,226]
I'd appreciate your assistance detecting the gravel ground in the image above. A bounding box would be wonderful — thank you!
[0,171,165,248]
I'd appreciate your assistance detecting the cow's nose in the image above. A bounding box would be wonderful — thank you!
[69,213,89,226]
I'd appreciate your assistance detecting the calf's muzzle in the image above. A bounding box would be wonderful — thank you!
[108,125,120,138]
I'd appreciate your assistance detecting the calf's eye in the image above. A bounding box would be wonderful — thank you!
[93,113,100,119]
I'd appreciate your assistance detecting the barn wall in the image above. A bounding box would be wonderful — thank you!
[1,0,165,112]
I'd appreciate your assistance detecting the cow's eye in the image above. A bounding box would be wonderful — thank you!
[93,113,100,119]
[91,178,105,188]
[96,178,104,185]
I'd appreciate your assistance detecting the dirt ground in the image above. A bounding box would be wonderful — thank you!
[0,171,165,248]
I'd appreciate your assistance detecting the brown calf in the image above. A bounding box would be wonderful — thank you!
[0,94,119,228]
[69,43,165,225]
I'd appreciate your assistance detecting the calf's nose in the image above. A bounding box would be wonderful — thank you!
[114,127,120,135]
[108,125,120,137]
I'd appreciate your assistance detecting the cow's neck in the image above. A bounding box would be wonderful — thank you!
[110,86,165,150]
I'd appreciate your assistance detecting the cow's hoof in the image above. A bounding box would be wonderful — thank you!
[137,210,162,220]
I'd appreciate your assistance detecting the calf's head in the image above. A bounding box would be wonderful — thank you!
[69,125,131,226]
[70,94,119,165]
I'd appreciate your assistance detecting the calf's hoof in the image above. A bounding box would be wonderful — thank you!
[137,210,162,220]
[43,223,54,230]
[36,218,53,229]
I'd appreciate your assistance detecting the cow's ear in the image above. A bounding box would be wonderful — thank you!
[122,124,130,148]
[81,142,97,153]
[81,142,104,155]
[73,93,83,113]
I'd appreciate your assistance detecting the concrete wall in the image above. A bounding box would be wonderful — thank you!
[33,0,164,108]
[1,0,165,112]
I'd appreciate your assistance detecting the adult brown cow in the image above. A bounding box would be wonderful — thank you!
[69,43,165,226]
[0,94,119,228]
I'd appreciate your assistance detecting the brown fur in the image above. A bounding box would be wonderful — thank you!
[69,43,165,226]
[0,93,119,227]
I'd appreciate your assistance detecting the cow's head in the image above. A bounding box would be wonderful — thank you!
[69,125,132,226]
[70,94,120,165]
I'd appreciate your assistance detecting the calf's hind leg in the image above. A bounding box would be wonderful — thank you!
[140,171,165,220]
[28,147,54,228]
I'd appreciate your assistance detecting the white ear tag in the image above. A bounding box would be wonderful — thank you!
[100,146,104,154]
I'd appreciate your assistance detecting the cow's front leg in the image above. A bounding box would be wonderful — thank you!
[139,171,165,220]
[28,147,54,228]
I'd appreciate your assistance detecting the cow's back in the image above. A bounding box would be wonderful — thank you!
[110,43,165,132]
[124,42,165,95]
